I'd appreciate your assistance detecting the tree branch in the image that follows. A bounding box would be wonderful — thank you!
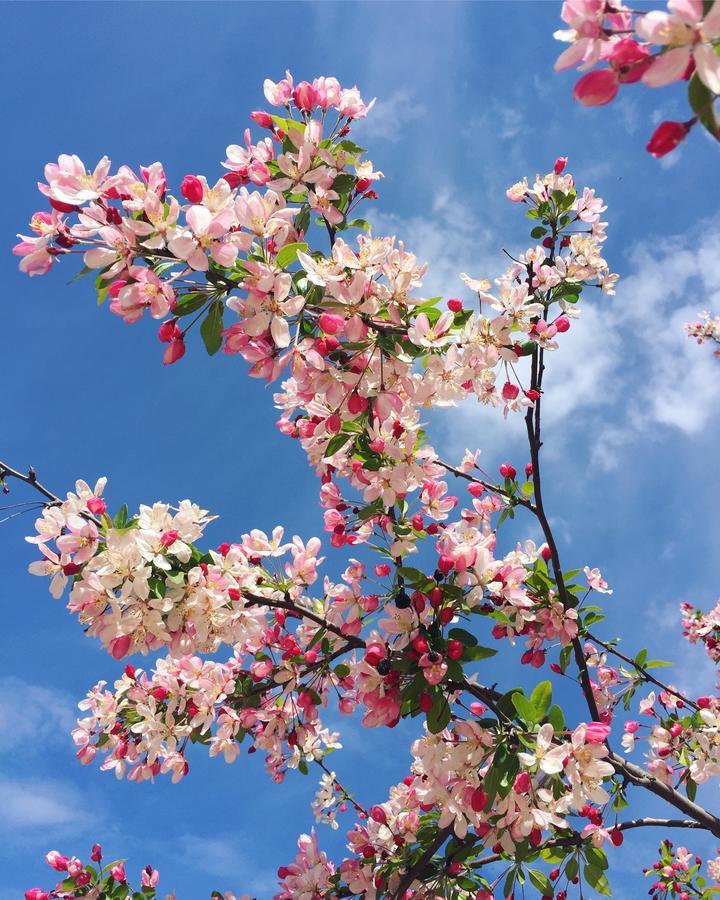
[587,631,698,710]
[0,459,61,505]
[390,824,454,899]
[609,752,720,838]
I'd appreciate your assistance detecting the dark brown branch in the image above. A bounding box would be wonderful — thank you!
[609,753,720,838]
[438,460,534,511]
[0,460,61,505]
[468,817,712,870]
[587,631,698,710]
[390,824,454,899]
[522,351,601,723]
[243,592,365,650]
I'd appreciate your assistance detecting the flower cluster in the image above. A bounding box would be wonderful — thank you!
[554,0,720,156]
[278,716,620,898]
[642,839,720,899]
[686,311,720,358]
[25,844,162,900]
[681,598,720,663]
[622,688,720,790]
[21,71,719,900]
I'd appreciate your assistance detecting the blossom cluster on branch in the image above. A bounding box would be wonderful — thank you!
[685,311,720,358]
[555,0,720,156]
[11,69,720,900]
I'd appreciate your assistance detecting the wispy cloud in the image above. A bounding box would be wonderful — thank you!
[169,834,278,895]
[0,778,94,830]
[0,676,75,754]
[353,89,425,143]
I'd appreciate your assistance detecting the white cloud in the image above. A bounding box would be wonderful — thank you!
[0,676,75,753]
[0,778,92,829]
[171,834,278,895]
[353,89,425,143]
[370,187,496,299]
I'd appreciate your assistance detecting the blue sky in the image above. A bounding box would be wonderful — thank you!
[2,1,720,897]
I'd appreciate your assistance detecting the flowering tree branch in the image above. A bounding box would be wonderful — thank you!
[12,70,720,900]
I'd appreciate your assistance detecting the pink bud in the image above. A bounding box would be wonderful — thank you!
[292,81,316,112]
[499,463,517,479]
[163,338,186,366]
[319,312,345,335]
[108,279,127,298]
[110,863,126,882]
[369,805,388,825]
[513,771,531,794]
[646,120,690,158]
[109,634,132,660]
[624,720,639,733]
[91,843,102,862]
[447,298,463,313]
[584,721,611,744]
[180,175,204,204]
[45,851,69,872]
[250,110,274,129]
[160,529,179,548]
[554,156,568,174]
[87,497,106,515]
[158,317,179,343]
[468,483,484,498]
[374,564,391,577]
[24,891,50,900]
[326,413,342,433]
[501,381,520,400]
[573,69,620,107]
[347,392,368,415]
[555,315,571,333]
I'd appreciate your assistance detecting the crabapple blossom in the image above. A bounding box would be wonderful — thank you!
[554,0,720,158]
[11,70,719,900]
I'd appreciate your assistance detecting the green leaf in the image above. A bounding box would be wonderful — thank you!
[426,697,451,734]
[559,644,573,673]
[348,218,370,230]
[333,173,356,193]
[502,869,516,897]
[520,480,534,497]
[175,291,211,317]
[584,863,612,896]
[512,692,538,724]
[586,846,608,871]
[324,432,352,458]
[334,664,350,678]
[68,265,93,285]
[337,139,366,154]
[528,870,553,894]
[548,704,565,731]
[530,680,553,721]
[689,72,719,138]
[113,504,129,529]
[530,226,547,239]
[276,241,309,268]
[306,627,325,651]
[448,627,478,647]
[464,645,498,661]
[200,299,224,356]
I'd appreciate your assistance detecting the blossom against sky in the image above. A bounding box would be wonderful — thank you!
[2,2,719,897]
